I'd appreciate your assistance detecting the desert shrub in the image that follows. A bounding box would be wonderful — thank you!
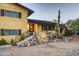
[15,35,26,43]
[19,31,32,41]
[19,34,26,41]
[15,36,21,42]
[10,39,17,46]
[0,38,8,45]
[10,39,15,44]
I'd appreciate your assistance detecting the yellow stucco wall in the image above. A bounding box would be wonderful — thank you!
[34,24,42,32]
[0,3,29,42]
[37,24,42,32]
[34,24,38,32]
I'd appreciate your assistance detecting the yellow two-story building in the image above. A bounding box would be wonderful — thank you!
[0,3,34,42]
[0,3,66,43]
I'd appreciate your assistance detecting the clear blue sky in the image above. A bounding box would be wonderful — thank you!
[21,3,79,23]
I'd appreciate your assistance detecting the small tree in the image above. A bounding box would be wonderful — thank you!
[66,18,79,35]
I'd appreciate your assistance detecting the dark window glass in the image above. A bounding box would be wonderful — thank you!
[18,29,21,35]
[3,10,21,18]
[42,25,55,31]
[4,29,11,35]
[1,9,4,16]
[0,29,21,36]
[11,30,19,35]
[42,25,48,31]
[1,29,4,35]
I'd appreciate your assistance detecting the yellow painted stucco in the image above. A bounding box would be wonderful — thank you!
[37,24,42,32]
[33,23,42,32]
[29,22,42,32]
[0,3,29,42]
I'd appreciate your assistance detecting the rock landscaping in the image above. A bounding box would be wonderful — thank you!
[16,31,73,47]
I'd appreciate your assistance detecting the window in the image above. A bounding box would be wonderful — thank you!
[42,25,48,31]
[0,29,21,36]
[4,29,11,35]
[42,25,55,31]
[0,9,21,18]
[11,30,20,35]
[4,10,21,18]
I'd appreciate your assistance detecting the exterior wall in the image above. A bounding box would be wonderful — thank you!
[34,24,42,32]
[37,24,42,32]
[34,24,38,32]
[0,3,29,42]
[29,23,42,32]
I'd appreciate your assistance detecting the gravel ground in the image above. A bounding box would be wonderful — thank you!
[0,36,79,56]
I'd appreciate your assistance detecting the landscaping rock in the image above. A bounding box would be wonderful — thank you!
[36,32,48,44]
[17,36,34,47]
[16,32,49,47]
[16,31,73,47]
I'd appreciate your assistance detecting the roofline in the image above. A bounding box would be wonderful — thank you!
[28,19,66,28]
[28,19,56,25]
[15,3,34,17]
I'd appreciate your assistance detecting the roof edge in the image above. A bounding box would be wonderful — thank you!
[15,3,34,17]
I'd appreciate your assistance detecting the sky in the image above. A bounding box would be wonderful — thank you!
[21,3,79,23]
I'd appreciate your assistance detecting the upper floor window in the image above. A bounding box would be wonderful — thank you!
[0,9,21,18]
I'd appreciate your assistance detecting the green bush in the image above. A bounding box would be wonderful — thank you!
[0,38,8,45]
[20,34,26,41]
[64,29,73,36]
